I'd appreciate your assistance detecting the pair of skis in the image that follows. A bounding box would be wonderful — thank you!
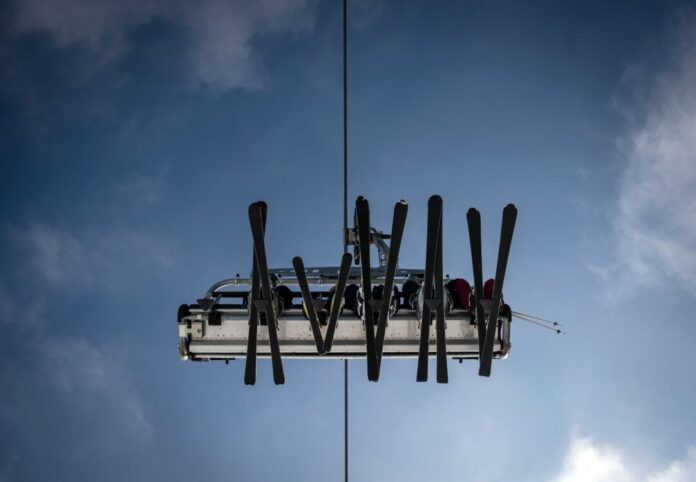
[467,204,517,377]
[292,253,353,354]
[416,195,449,383]
[245,201,285,385]
[354,197,408,382]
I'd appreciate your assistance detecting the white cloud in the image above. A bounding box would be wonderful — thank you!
[40,336,152,438]
[0,226,160,477]
[551,437,633,482]
[347,0,385,29]
[551,436,696,482]
[8,223,174,289]
[599,11,696,299]
[0,281,44,329]
[103,174,165,205]
[185,0,317,91]
[9,0,318,91]
[10,0,161,62]
[649,447,696,482]
[9,223,94,285]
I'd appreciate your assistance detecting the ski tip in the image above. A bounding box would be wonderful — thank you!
[428,194,443,205]
[395,201,409,215]
[478,365,492,377]
[341,252,353,264]
[467,207,480,218]
[292,256,303,267]
[249,201,264,217]
[504,203,517,213]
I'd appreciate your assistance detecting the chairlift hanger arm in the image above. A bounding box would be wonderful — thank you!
[344,222,392,268]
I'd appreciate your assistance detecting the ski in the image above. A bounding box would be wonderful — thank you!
[479,204,517,377]
[244,201,266,385]
[434,210,448,383]
[292,252,353,354]
[466,208,486,356]
[249,202,285,385]
[292,256,325,353]
[417,195,442,382]
[355,196,379,381]
[374,200,408,377]
[322,252,353,353]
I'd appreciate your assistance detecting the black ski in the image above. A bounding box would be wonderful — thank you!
[434,210,448,383]
[466,208,486,356]
[374,200,408,377]
[249,202,285,385]
[244,201,266,385]
[416,195,442,382]
[355,196,379,381]
[322,252,353,353]
[292,252,353,354]
[292,256,325,354]
[479,204,517,377]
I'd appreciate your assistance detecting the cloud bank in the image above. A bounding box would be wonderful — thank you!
[551,437,696,482]
[0,217,168,479]
[0,289,151,481]
[599,11,696,298]
[9,0,318,91]
[8,222,174,290]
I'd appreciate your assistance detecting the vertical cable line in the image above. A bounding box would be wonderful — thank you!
[342,1,349,482]
[343,0,348,255]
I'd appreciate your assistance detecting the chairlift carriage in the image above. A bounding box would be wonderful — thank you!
[177,195,520,384]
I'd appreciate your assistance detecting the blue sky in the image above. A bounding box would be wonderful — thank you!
[1,0,696,481]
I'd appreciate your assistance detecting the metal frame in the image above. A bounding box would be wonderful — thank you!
[179,308,511,360]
